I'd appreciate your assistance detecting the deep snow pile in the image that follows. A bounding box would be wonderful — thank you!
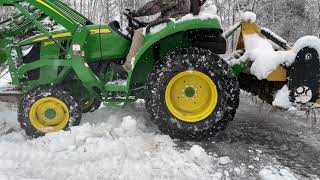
[0,104,218,180]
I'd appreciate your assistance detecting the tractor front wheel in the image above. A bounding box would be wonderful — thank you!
[145,48,239,141]
[82,98,102,113]
[18,86,82,138]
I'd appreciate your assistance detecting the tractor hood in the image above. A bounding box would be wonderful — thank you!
[19,29,71,46]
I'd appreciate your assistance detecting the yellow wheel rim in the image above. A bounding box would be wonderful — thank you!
[29,97,70,133]
[316,99,320,105]
[83,98,94,110]
[165,71,218,123]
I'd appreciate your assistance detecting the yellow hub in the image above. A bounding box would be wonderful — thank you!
[29,97,70,133]
[316,99,320,105]
[165,71,218,123]
[83,98,95,110]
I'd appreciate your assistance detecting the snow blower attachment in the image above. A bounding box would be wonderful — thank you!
[225,12,320,108]
[0,1,317,140]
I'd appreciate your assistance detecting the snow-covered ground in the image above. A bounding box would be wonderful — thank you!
[0,75,317,180]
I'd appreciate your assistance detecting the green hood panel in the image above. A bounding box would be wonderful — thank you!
[19,29,71,46]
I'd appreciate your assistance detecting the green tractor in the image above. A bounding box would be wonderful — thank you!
[0,0,239,140]
[1,0,318,140]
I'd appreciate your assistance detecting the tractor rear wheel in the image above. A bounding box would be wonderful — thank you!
[18,86,82,138]
[145,48,239,141]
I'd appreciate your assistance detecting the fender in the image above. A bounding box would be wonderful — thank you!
[128,18,223,89]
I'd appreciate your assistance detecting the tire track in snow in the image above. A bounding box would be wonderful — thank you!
[212,96,320,178]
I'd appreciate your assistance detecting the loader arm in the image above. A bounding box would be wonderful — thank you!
[0,0,93,33]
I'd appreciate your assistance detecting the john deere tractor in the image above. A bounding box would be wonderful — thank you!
[0,0,239,140]
[0,0,318,140]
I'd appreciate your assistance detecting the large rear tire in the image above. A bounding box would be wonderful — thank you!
[145,48,239,141]
[18,86,82,138]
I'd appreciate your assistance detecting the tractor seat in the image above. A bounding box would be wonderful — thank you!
[108,21,131,40]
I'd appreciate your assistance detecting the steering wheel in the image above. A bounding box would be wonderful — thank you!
[123,12,148,29]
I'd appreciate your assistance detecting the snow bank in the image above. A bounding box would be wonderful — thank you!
[0,101,220,180]
[259,167,298,180]
[273,85,293,109]
[241,12,256,23]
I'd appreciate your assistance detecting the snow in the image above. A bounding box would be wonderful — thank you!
[241,12,257,23]
[0,73,221,180]
[0,71,12,91]
[291,36,320,64]
[229,34,320,80]
[145,23,167,35]
[0,110,217,180]
[0,72,305,180]
[146,5,221,35]
[262,27,288,45]
[259,167,298,180]
[230,33,294,80]
[273,85,293,109]
[106,80,127,86]
[175,5,221,24]
[223,22,241,38]
[218,156,232,165]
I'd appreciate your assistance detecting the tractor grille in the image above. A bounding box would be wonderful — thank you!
[12,19,31,32]
[53,1,89,26]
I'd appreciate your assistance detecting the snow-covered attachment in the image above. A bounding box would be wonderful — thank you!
[226,12,320,108]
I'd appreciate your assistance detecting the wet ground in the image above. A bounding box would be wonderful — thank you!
[183,95,320,179]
